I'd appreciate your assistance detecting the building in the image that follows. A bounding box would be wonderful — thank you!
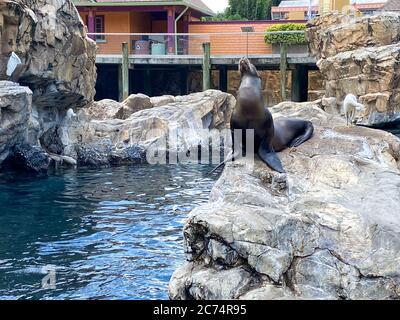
[72,1,315,103]
[272,0,320,20]
[73,0,214,54]
[271,0,389,20]
[352,0,386,15]
[382,0,400,12]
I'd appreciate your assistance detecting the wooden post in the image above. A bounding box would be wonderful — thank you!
[280,43,288,101]
[219,66,228,93]
[291,65,309,102]
[202,42,211,91]
[121,42,129,101]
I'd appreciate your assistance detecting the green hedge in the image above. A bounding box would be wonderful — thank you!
[264,23,307,45]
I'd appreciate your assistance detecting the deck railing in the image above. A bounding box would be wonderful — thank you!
[87,31,308,57]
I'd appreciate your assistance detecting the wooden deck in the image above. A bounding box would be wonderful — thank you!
[96,54,317,67]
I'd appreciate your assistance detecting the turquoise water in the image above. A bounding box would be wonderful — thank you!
[0,165,218,300]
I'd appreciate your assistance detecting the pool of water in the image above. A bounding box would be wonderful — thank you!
[0,165,218,300]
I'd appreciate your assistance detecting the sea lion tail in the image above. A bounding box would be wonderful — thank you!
[205,152,238,176]
[290,121,314,148]
[206,161,227,176]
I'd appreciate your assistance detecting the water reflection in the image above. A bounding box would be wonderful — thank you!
[0,164,218,300]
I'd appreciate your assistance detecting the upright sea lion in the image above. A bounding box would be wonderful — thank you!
[228,58,314,173]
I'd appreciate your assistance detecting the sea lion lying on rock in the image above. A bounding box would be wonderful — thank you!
[229,58,314,173]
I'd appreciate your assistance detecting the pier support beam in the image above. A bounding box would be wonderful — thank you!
[279,44,288,101]
[202,42,211,91]
[119,42,129,101]
[219,66,228,93]
[291,65,308,102]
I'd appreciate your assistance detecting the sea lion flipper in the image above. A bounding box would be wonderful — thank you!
[258,140,285,173]
[289,121,314,148]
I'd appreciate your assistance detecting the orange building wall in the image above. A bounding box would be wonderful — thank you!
[288,11,305,20]
[188,23,273,55]
[80,11,131,54]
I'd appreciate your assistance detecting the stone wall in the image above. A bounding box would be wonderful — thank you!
[188,69,325,106]
[306,13,400,125]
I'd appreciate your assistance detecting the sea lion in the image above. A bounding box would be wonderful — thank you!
[228,58,314,173]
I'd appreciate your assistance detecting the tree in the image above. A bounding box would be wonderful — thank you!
[204,0,282,21]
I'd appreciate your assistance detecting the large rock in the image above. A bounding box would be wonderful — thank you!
[62,90,236,167]
[0,0,96,108]
[306,13,400,125]
[115,94,153,120]
[0,0,96,170]
[169,101,400,300]
[0,81,32,163]
[6,143,51,173]
[306,13,400,59]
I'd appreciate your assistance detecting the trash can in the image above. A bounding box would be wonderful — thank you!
[135,40,150,55]
[151,43,166,55]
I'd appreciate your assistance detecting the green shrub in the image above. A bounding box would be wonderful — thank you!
[264,23,307,45]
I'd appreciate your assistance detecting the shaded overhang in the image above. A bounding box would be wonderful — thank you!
[72,0,215,17]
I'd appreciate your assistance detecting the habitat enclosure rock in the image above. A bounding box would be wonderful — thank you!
[169,101,400,300]
[0,0,96,171]
[306,13,400,125]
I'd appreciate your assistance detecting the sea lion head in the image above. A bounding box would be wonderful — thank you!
[239,58,260,79]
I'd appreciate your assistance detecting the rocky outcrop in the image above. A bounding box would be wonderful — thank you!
[0,0,96,108]
[60,90,236,167]
[306,13,400,125]
[0,0,96,171]
[169,101,400,300]
[0,81,32,163]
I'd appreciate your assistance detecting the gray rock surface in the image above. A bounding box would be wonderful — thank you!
[0,0,96,170]
[306,13,400,125]
[7,143,51,173]
[169,101,400,300]
[61,90,235,167]
[0,81,32,163]
[0,0,96,108]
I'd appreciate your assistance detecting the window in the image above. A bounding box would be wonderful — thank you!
[95,16,105,42]
[86,15,105,42]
